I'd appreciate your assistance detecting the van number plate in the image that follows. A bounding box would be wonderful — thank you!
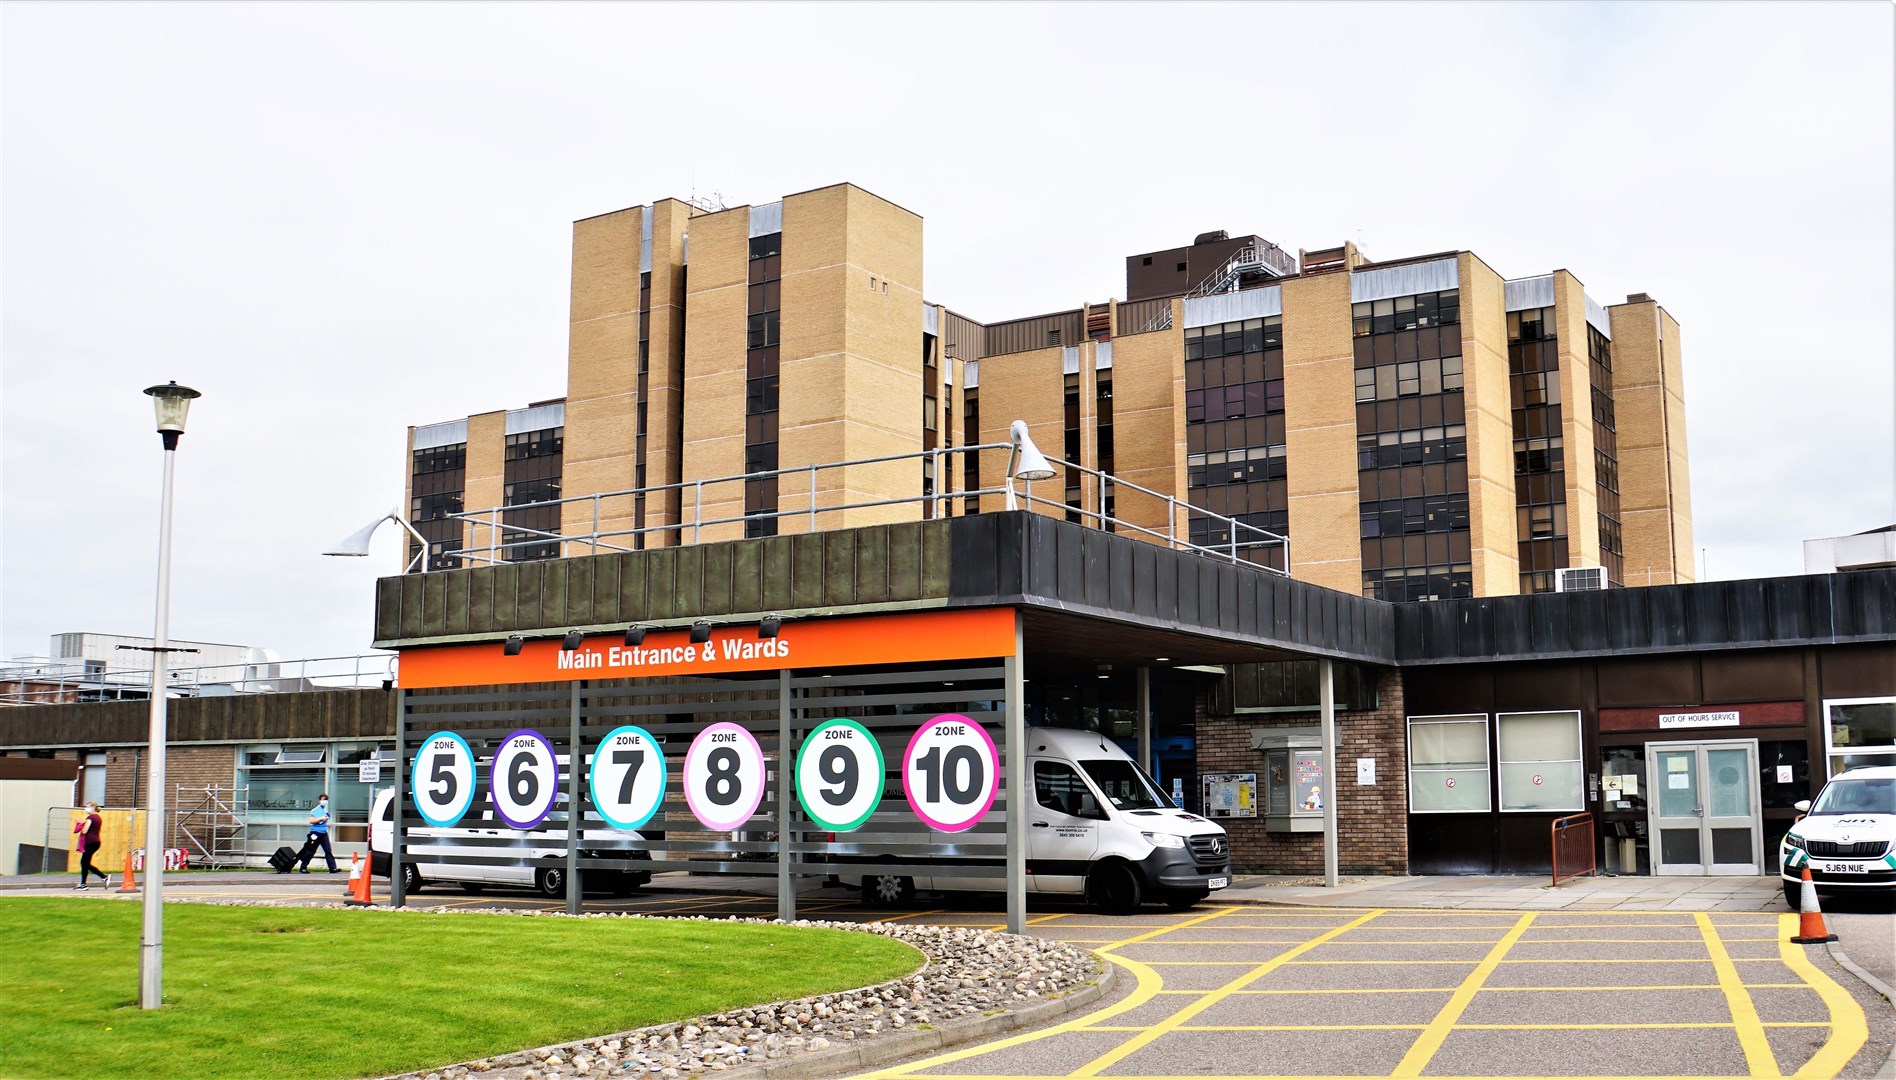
[1208,876,1229,889]
[1819,861,1870,874]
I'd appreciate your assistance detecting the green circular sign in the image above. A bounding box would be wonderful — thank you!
[795,718,885,832]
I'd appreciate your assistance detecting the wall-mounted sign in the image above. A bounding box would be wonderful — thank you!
[411,732,476,828]
[588,725,666,832]
[1657,711,1741,729]
[1201,773,1256,818]
[796,719,884,832]
[902,714,998,833]
[683,723,766,832]
[398,608,1017,689]
[490,729,559,830]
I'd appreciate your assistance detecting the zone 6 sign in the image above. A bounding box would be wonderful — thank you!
[490,729,559,830]
[589,725,666,831]
[412,731,476,828]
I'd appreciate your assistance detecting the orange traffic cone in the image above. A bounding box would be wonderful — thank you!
[343,851,373,907]
[1789,863,1836,944]
[117,846,139,893]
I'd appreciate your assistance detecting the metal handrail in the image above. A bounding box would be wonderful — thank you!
[447,433,1291,576]
[1550,812,1598,886]
[0,652,397,707]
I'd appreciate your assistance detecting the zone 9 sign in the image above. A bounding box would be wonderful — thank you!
[795,719,884,832]
[588,725,666,832]
[684,723,766,832]
[490,729,558,830]
[902,714,998,832]
[411,731,476,828]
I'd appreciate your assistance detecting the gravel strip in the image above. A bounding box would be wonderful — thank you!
[156,897,1099,1080]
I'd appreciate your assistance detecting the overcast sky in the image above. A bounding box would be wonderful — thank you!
[3,2,1892,666]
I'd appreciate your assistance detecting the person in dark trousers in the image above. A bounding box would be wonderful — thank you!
[296,793,338,873]
[74,802,107,890]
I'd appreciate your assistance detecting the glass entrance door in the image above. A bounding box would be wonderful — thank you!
[1648,740,1762,875]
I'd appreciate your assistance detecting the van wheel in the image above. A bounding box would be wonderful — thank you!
[400,863,423,895]
[861,873,913,907]
[1165,889,1210,911]
[460,883,486,895]
[1089,862,1143,915]
[536,865,567,898]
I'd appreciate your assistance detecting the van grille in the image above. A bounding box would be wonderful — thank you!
[1188,835,1227,864]
[1807,840,1889,858]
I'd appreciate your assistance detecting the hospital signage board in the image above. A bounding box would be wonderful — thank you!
[398,608,1016,689]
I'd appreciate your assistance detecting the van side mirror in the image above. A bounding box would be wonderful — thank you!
[1793,799,1811,813]
[1077,792,1101,818]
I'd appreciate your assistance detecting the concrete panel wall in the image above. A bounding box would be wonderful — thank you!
[562,207,642,544]
[681,205,752,541]
[1109,312,1187,539]
[1550,271,1601,570]
[463,410,507,561]
[1282,271,1361,593]
[1613,298,1695,584]
[1458,254,1519,596]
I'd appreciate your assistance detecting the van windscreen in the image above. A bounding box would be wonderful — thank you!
[1080,759,1169,811]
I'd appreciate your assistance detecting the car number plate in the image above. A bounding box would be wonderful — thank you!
[1208,876,1229,889]
[1820,861,1870,874]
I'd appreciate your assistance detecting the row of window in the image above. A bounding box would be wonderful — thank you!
[504,428,561,461]
[1362,529,1474,573]
[1354,356,1463,402]
[413,444,466,474]
[1352,290,1461,337]
[1187,351,1283,391]
[1357,425,1469,470]
[1364,565,1474,602]
[1186,381,1284,423]
[1511,371,1561,410]
[1188,444,1287,489]
[1184,316,1282,360]
[1188,413,1287,456]
[1408,712,1581,813]
[1360,494,1470,538]
[1507,306,1552,344]
[1359,460,1471,502]
[1354,325,1462,368]
[1514,435,1563,474]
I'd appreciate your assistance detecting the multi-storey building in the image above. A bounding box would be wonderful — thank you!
[405,183,1693,598]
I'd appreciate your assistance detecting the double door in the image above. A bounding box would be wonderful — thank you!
[1648,740,1762,875]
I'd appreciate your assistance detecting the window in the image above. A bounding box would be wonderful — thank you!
[1824,697,1896,776]
[1408,716,1490,812]
[1496,711,1583,811]
[1035,760,1101,818]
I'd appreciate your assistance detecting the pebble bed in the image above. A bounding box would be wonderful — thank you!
[365,909,1101,1080]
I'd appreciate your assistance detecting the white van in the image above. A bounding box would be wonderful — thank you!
[369,789,652,898]
[841,727,1231,913]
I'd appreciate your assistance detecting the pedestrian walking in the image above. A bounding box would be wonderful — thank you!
[74,802,107,889]
[296,792,338,873]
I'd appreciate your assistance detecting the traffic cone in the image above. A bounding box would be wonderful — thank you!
[343,851,373,907]
[1790,862,1837,944]
[117,846,138,893]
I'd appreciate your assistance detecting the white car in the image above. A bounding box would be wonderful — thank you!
[369,789,652,898]
[1778,765,1896,907]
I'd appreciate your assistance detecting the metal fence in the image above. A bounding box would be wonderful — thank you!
[1550,812,1597,886]
[0,653,397,707]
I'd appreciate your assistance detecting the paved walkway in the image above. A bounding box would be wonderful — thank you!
[1219,872,1792,912]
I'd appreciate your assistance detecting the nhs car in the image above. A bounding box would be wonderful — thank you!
[1778,765,1896,907]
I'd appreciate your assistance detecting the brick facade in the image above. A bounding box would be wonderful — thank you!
[1197,666,1408,875]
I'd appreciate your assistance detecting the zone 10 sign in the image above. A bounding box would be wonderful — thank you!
[490,729,559,830]
[684,723,767,832]
[412,731,477,828]
[588,725,666,831]
[902,713,998,832]
[796,719,884,832]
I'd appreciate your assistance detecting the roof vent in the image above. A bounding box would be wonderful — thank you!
[1193,229,1229,245]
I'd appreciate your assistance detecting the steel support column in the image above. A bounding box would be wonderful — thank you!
[778,668,795,923]
[1004,611,1026,935]
[1319,658,1339,888]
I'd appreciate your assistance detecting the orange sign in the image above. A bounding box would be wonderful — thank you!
[398,607,1017,689]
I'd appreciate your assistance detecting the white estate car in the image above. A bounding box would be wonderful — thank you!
[1778,765,1896,907]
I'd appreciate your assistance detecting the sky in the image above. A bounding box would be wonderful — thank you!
[2,2,1892,665]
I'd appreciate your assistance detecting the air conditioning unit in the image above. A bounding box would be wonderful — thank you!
[1555,566,1608,592]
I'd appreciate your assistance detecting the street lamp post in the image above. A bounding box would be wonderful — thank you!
[139,380,199,1010]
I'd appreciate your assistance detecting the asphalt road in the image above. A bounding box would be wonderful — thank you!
[11,873,1892,1078]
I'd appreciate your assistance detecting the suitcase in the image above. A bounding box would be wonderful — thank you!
[269,846,297,874]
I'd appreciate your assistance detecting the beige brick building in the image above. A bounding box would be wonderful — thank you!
[405,186,1693,599]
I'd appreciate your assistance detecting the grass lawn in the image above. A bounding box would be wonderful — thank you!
[0,897,921,1080]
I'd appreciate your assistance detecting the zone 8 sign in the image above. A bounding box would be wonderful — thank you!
[796,719,884,832]
[589,725,666,832]
[683,723,766,832]
[490,729,558,830]
[411,731,476,828]
[902,714,998,832]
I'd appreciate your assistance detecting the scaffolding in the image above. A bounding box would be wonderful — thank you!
[173,784,249,869]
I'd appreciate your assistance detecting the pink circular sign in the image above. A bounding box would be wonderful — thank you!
[901,714,998,833]
[684,723,766,832]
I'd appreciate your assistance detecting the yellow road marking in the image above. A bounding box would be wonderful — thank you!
[1390,912,1534,1077]
[1084,1023,1428,1032]
[1067,910,1385,1078]
[1695,911,1778,1077]
[1157,986,1458,995]
[1778,911,1868,1079]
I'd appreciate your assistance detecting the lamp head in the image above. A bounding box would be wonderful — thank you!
[561,630,584,651]
[759,615,782,639]
[1008,420,1056,482]
[144,381,201,448]
[502,635,524,657]
[690,621,712,644]
[624,625,646,647]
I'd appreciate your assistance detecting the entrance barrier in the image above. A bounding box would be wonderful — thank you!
[1551,813,1597,885]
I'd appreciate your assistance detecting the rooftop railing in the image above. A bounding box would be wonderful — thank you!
[0,652,397,707]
